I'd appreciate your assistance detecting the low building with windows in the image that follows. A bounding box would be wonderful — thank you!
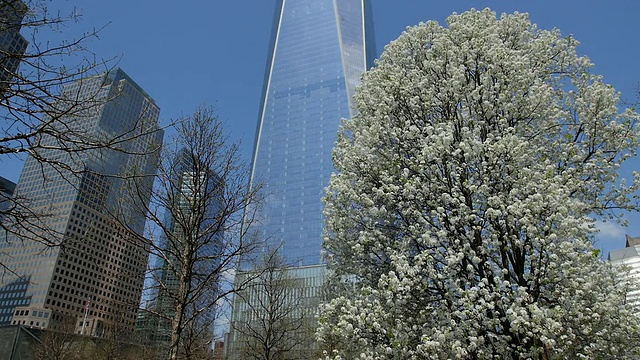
[227,263,326,359]
[608,234,640,309]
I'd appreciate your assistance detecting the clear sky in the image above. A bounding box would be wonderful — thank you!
[3,0,639,254]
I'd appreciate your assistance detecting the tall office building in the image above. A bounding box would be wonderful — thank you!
[0,68,163,335]
[0,0,28,93]
[0,176,16,214]
[139,148,222,346]
[247,0,375,266]
[229,1,374,356]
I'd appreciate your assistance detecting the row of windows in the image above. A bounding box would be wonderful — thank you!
[60,237,142,292]
[2,283,27,291]
[14,309,49,318]
[12,319,46,327]
[0,298,28,306]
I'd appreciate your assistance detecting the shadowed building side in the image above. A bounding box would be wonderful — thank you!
[0,0,28,95]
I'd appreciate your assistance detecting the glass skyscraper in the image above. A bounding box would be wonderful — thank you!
[139,148,222,347]
[248,0,375,266]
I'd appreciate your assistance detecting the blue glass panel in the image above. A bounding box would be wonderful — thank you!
[247,0,374,267]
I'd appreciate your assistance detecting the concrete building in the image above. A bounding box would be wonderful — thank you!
[609,234,640,309]
[0,68,163,336]
[228,264,327,358]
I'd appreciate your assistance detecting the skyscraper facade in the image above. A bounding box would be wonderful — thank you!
[0,68,163,335]
[139,148,223,347]
[248,0,375,266]
[0,175,16,216]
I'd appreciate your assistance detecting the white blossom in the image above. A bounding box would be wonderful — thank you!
[318,9,640,360]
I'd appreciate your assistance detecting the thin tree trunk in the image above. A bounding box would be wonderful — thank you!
[169,240,194,360]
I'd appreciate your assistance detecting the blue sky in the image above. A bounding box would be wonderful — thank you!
[4,1,639,254]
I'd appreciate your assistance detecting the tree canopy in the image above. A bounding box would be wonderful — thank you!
[119,106,264,360]
[318,9,640,359]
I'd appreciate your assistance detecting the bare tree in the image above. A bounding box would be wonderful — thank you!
[89,308,142,360]
[0,1,166,276]
[119,106,264,360]
[1,0,117,162]
[33,315,90,360]
[229,249,320,360]
[32,311,149,360]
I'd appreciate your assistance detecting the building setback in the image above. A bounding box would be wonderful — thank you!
[245,0,375,267]
[0,68,163,336]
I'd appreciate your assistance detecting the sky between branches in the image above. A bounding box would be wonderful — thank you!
[2,0,638,256]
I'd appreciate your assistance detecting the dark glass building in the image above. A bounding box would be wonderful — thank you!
[0,0,28,93]
[139,148,223,347]
[0,68,163,335]
[248,0,375,266]
[0,176,16,216]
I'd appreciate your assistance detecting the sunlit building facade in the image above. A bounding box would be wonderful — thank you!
[0,68,163,335]
[229,0,374,356]
[246,0,375,267]
[609,234,640,310]
[229,264,327,358]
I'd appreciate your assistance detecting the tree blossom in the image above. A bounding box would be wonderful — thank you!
[318,9,640,359]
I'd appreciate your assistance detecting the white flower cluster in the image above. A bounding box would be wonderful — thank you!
[319,9,640,360]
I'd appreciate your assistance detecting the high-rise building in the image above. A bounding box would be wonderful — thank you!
[0,68,163,335]
[609,234,640,310]
[0,0,28,93]
[138,148,222,347]
[247,0,375,267]
[229,1,374,356]
[0,176,16,215]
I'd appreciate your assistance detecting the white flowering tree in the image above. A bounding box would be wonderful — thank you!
[318,9,640,359]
